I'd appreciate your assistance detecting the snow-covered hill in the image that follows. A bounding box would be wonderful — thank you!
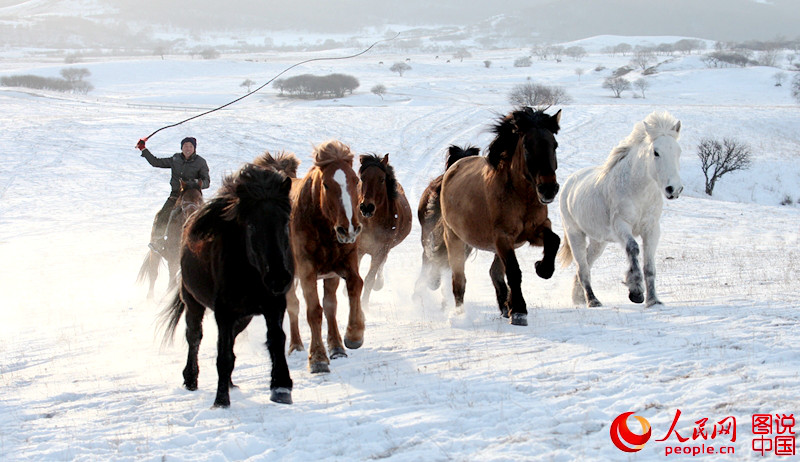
[1,37,799,461]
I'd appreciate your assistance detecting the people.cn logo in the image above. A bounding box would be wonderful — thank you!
[610,412,652,452]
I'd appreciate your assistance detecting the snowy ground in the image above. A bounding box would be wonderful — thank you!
[1,37,799,461]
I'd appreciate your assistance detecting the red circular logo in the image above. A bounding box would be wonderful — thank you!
[610,412,652,452]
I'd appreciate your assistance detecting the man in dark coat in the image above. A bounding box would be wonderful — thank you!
[136,136,210,252]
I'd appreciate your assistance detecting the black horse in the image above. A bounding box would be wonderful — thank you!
[161,163,295,408]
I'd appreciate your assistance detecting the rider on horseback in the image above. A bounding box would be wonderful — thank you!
[137,136,210,253]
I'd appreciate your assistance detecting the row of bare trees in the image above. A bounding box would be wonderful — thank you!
[1,68,93,94]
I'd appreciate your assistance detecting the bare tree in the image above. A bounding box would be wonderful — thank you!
[371,84,386,100]
[483,60,492,68]
[697,138,752,195]
[565,46,587,61]
[633,78,650,98]
[793,74,800,103]
[453,48,472,62]
[575,67,584,82]
[632,48,655,71]
[773,72,787,87]
[508,82,571,107]
[602,76,631,98]
[389,62,411,76]
[60,68,90,83]
[241,79,256,92]
[613,43,632,56]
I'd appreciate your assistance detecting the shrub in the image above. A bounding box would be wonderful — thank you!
[508,82,571,107]
[371,84,386,100]
[514,56,532,68]
[389,62,411,76]
[273,73,359,99]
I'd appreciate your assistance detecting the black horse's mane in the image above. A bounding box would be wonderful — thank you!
[187,163,290,242]
[359,154,399,202]
[486,107,560,169]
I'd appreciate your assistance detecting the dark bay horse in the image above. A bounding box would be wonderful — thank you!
[284,140,364,374]
[138,181,203,298]
[357,154,412,306]
[439,108,562,326]
[161,163,295,407]
[416,145,479,293]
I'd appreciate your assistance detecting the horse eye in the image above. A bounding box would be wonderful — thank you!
[323,183,329,190]
[654,150,660,157]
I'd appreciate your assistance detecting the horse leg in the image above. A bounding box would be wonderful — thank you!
[361,251,388,308]
[299,275,329,373]
[614,221,644,304]
[181,289,204,391]
[322,277,347,359]
[495,240,527,326]
[285,280,305,354]
[212,310,236,408]
[264,298,293,404]
[566,230,602,307]
[342,260,365,351]
[532,223,560,280]
[641,227,663,307]
[227,315,253,389]
[443,226,467,306]
[489,254,510,317]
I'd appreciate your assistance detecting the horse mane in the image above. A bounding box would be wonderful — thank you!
[486,107,560,169]
[187,163,290,243]
[313,140,354,168]
[599,111,680,177]
[253,150,300,178]
[359,154,399,201]
[181,180,202,192]
[445,144,480,170]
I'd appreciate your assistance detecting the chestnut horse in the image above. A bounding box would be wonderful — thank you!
[138,181,203,298]
[357,154,412,306]
[161,164,294,407]
[416,145,479,293]
[439,107,562,326]
[284,140,364,373]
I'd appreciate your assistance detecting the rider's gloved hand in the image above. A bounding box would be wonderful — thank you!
[136,139,146,151]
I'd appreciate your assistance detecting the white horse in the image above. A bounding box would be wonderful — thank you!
[558,111,683,307]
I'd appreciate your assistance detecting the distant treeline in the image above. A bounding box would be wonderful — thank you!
[273,74,359,99]
[1,68,93,94]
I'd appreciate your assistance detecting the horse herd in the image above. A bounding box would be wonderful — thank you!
[146,107,683,408]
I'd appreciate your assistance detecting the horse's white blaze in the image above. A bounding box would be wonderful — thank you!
[333,169,354,233]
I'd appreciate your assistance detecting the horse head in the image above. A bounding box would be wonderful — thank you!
[358,153,396,219]
[313,141,362,244]
[513,107,562,204]
[643,114,683,200]
[178,180,203,218]
[229,165,295,295]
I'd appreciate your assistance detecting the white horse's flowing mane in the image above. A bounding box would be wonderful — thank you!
[598,111,679,179]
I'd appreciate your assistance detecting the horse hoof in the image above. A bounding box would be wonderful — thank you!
[344,337,363,350]
[270,387,293,405]
[647,299,664,308]
[212,398,230,409]
[588,299,603,308]
[629,291,644,304]
[510,313,528,326]
[330,346,348,359]
[184,382,198,391]
[288,344,305,355]
[310,362,330,374]
[534,261,554,279]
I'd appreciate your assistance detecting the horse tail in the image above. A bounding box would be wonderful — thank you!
[159,289,185,346]
[557,233,573,268]
[137,250,160,285]
[445,144,480,170]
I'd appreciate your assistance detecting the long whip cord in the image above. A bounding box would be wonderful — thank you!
[139,33,398,143]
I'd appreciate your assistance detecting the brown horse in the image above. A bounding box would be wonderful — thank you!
[284,140,364,373]
[439,107,562,326]
[416,145,480,293]
[138,181,203,298]
[357,154,412,307]
[161,164,295,407]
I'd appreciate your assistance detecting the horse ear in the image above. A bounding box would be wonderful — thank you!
[281,176,292,195]
[553,109,562,125]
[359,154,368,165]
[672,120,681,135]
[382,154,389,166]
